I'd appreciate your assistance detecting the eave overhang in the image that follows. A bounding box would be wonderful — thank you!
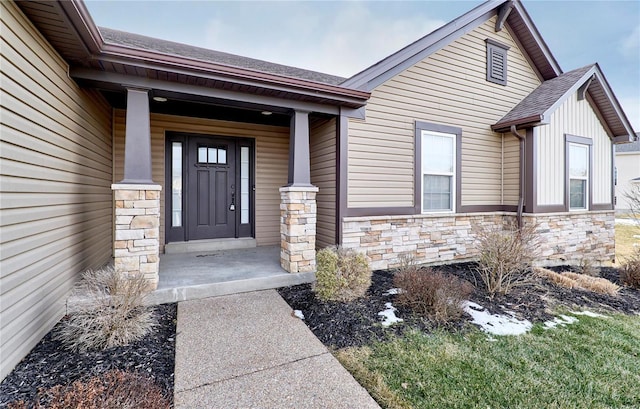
[493,64,636,143]
[89,43,370,108]
[16,0,370,110]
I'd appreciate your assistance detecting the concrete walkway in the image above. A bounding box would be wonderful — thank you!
[174,290,380,409]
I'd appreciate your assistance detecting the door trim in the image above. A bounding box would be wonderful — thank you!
[165,132,255,244]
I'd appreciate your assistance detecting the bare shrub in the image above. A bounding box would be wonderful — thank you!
[623,183,640,222]
[396,252,418,272]
[55,267,154,352]
[536,267,620,295]
[394,267,473,323]
[577,258,599,277]
[314,247,372,302]
[9,370,169,409]
[474,222,538,296]
[620,249,640,288]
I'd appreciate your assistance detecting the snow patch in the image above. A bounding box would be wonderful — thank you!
[293,310,305,320]
[383,288,402,296]
[378,302,403,327]
[462,301,532,336]
[570,310,607,318]
[543,315,578,329]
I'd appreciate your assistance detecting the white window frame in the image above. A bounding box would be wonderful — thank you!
[568,142,589,211]
[421,130,456,213]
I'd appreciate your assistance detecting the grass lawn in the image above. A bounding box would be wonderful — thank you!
[336,313,640,409]
[616,223,640,264]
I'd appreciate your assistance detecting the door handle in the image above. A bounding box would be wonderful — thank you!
[229,192,236,211]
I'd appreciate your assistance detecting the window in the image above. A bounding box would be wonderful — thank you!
[486,39,509,86]
[568,143,588,210]
[565,134,593,211]
[421,130,457,212]
[171,142,183,227]
[197,146,227,164]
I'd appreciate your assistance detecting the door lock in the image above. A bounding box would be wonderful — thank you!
[229,192,236,211]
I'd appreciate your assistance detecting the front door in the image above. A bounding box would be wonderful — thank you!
[165,133,254,243]
[188,136,236,240]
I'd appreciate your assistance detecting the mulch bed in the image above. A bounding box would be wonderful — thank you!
[278,263,640,350]
[0,303,177,408]
[3,264,639,407]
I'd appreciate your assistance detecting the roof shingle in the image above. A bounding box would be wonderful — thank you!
[493,64,594,130]
[99,27,346,86]
[615,133,640,152]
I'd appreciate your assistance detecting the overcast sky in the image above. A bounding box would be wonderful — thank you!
[85,0,639,130]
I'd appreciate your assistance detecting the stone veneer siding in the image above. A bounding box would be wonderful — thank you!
[112,184,162,289]
[280,186,318,273]
[522,211,615,266]
[341,211,615,270]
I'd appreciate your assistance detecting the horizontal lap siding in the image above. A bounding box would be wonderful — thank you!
[0,2,113,380]
[615,153,640,210]
[347,16,541,208]
[537,94,613,206]
[310,118,337,248]
[113,111,289,247]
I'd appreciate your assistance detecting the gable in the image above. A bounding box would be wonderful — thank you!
[536,90,612,206]
[346,16,542,209]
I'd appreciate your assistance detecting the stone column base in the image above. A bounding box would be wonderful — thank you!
[112,183,162,291]
[280,185,319,273]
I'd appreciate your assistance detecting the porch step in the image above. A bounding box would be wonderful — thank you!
[147,272,315,305]
[164,238,257,254]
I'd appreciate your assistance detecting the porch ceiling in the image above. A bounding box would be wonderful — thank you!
[101,89,293,127]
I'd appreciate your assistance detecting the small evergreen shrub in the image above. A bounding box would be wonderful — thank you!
[394,267,473,323]
[314,247,372,302]
[8,370,169,409]
[620,250,640,288]
[55,267,155,352]
[475,222,538,296]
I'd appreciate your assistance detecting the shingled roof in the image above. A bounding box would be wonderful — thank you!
[493,65,594,130]
[99,27,346,86]
[615,133,640,152]
[493,64,635,142]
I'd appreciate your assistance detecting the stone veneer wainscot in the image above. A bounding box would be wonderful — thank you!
[342,211,615,270]
[280,186,318,273]
[112,184,161,289]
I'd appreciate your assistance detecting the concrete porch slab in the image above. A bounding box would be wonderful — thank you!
[148,246,315,304]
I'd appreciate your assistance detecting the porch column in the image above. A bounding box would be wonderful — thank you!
[111,88,161,290]
[288,110,312,186]
[280,109,318,273]
[121,88,153,184]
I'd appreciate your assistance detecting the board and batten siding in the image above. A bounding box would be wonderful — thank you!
[113,111,289,248]
[1,1,113,380]
[347,16,541,208]
[310,117,337,248]
[536,93,613,206]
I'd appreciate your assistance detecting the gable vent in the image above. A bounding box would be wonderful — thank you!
[486,39,509,86]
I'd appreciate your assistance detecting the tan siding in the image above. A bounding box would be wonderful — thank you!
[503,135,520,204]
[347,16,541,208]
[113,111,289,247]
[310,118,337,248]
[0,2,113,380]
[536,93,613,206]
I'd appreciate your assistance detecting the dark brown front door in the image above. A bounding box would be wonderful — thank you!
[187,136,236,240]
[165,133,255,244]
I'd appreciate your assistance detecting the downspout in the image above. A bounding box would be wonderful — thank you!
[510,125,526,229]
